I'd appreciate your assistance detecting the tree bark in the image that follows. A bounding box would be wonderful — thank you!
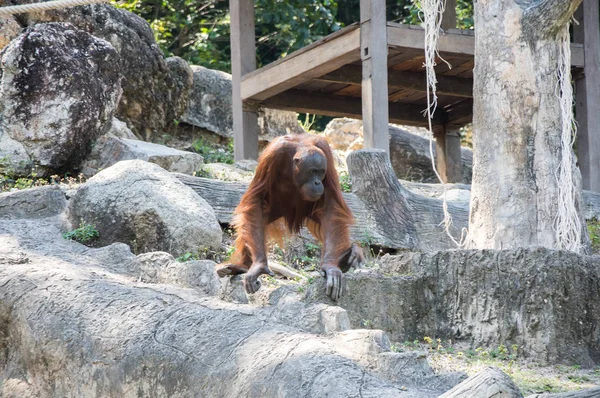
[468,0,588,252]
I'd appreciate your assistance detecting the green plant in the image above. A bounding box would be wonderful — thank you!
[298,113,317,131]
[587,218,600,254]
[176,246,233,263]
[176,252,197,262]
[338,171,352,193]
[194,166,213,178]
[63,223,99,245]
[191,139,234,164]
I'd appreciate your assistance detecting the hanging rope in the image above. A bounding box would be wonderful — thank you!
[555,24,582,252]
[0,0,107,16]
[417,0,469,247]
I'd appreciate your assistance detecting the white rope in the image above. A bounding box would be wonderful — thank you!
[417,0,468,247]
[554,24,582,253]
[0,0,107,16]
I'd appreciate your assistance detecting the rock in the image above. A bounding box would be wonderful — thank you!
[439,367,523,398]
[181,65,304,141]
[323,118,363,150]
[68,160,222,256]
[257,107,306,142]
[389,125,473,183]
[82,135,203,177]
[219,275,249,304]
[322,119,473,183]
[136,252,221,296]
[0,185,67,219]
[438,188,471,203]
[0,23,121,176]
[526,387,600,397]
[104,117,138,140]
[22,4,194,141]
[305,248,600,367]
[182,66,233,136]
[235,159,258,171]
[198,163,254,182]
[0,15,22,50]
[0,216,459,397]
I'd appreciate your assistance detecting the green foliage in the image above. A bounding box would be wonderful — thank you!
[587,218,600,254]
[290,241,322,270]
[63,223,100,245]
[191,139,234,164]
[176,246,232,263]
[113,0,475,74]
[338,171,352,193]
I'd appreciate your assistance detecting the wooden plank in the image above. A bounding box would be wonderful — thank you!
[575,0,600,192]
[361,0,390,151]
[240,26,361,101]
[317,64,473,97]
[386,23,585,67]
[230,0,259,160]
[442,59,474,77]
[261,90,443,127]
[434,128,462,183]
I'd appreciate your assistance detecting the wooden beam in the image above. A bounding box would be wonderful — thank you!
[360,0,389,152]
[386,23,585,67]
[240,25,361,102]
[575,0,600,192]
[434,128,462,183]
[260,90,443,127]
[443,98,473,127]
[317,65,473,98]
[230,0,258,161]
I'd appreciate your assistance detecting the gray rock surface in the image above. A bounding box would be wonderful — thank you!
[104,117,138,140]
[0,15,22,49]
[439,366,523,398]
[526,387,600,398]
[0,22,121,176]
[68,160,222,256]
[0,185,67,219]
[21,3,194,141]
[322,117,363,150]
[82,136,203,176]
[389,125,473,184]
[0,215,460,398]
[181,65,305,141]
[305,248,600,367]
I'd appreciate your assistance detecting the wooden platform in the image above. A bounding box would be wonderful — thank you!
[241,22,585,130]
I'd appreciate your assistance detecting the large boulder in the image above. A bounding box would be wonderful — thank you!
[20,3,194,141]
[181,65,305,142]
[0,22,121,176]
[82,135,203,176]
[68,160,222,255]
[305,248,600,367]
[0,216,463,397]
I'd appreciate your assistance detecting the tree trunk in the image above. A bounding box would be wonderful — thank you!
[468,0,589,252]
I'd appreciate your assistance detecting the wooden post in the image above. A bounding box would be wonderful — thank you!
[441,0,457,31]
[574,0,600,192]
[230,0,259,161]
[360,0,389,153]
[434,127,462,183]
